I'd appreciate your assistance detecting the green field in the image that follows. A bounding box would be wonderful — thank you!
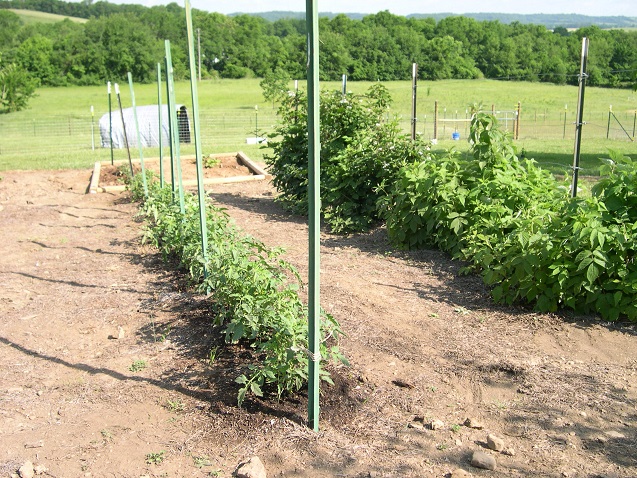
[0,78,635,173]
[9,9,87,24]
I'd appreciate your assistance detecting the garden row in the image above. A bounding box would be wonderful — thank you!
[266,85,637,321]
[128,174,346,405]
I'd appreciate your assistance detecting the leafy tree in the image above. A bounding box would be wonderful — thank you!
[0,10,22,48]
[260,68,290,107]
[0,58,37,112]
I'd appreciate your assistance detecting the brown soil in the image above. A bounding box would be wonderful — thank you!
[1,168,636,478]
[99,155,253,187]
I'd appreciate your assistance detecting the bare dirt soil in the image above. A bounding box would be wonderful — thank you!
[98,155,254,187]
[1,167,636,478]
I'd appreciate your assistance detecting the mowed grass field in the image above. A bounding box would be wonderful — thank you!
[9,9,87,24]
[0,78,635,173]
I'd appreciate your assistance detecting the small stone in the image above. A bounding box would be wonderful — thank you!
[605,430,626,439]
[36,391,43,396]
[34,465,47,475]
[117,326,125,339]
[487,434,504,452]
[502,447,516,456]
[408,421,424,430]
[235,456,267,478]
[450,468,473,477]
[464,417,484,429]
[18,461,35,478]
[455,439,463,447]
[430,419,445,430]
[470,450,497,471]
[578,411,587,418]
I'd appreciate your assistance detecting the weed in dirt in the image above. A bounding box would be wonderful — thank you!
[193,455,212,468]
[100,429,113,441]
[208,346,219,365]
[129,360,147,372]
[166,398,185,413]
[203,156,221,168]
[451,424,461,433]
[145,451,165,465]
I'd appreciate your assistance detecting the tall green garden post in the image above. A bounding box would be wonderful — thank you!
[157,63,164,188]
[165,40,185,214]
[114,83,134,177]
[164,51,176,195]
[128,72,148,196]
[108,82,114,166]
[185,0,209,281]
[306,0,321,432]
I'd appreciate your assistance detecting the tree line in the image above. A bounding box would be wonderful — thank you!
[1,0,636,97]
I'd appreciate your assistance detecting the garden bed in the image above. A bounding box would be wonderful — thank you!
[88,151,269,193]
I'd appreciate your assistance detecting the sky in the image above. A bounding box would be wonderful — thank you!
[80,0,637,17]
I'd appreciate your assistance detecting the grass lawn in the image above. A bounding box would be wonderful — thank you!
[9,9,87,24]
[0,78,634,171]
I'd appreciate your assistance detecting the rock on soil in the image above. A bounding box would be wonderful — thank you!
[235,456,267,478]
[470,450,497,471]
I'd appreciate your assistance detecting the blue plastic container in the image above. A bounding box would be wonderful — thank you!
[452,132,460,140]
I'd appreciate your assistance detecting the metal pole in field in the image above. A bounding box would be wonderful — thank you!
[165,40,185,213]
[515,102,521,140]
[108,82,114,166]
[571,37,589,199]
[342,74,346,96]
[434,100,438,141]
[185,0,209,281]
[115,83,134,177]
[157,63,164,187]
[128,71,148,197]
[563,104,568,139]
[607,105,612,139]
[411,63,417,141]
[306,0,321,432]
[90,105,95,150]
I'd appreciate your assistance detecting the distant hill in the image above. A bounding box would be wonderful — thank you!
[9,8,87,24]
[230,11,637,29]
[407,13,637,29]
[228,11,366,22]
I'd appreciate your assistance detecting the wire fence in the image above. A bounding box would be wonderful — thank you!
[0,104,634,169]
[0,109,279,168]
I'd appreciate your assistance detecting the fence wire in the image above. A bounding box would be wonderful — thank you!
[0,105,634,169]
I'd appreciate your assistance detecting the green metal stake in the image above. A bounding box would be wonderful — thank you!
[306,0,321,432]
[127,72,148,197]
[108,81,114,166]
[165,40,185,214]
[115,83,134,178]
[185,0,209,281]
[164,52,176,196]
[157,63,164,188]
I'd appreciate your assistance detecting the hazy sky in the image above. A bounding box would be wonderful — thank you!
[73,1,637,17]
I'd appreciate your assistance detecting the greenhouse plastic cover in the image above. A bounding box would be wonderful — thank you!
[99,104,186,149]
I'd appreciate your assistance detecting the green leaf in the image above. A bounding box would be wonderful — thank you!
[586,263,600,284]
[250,382,263,397]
